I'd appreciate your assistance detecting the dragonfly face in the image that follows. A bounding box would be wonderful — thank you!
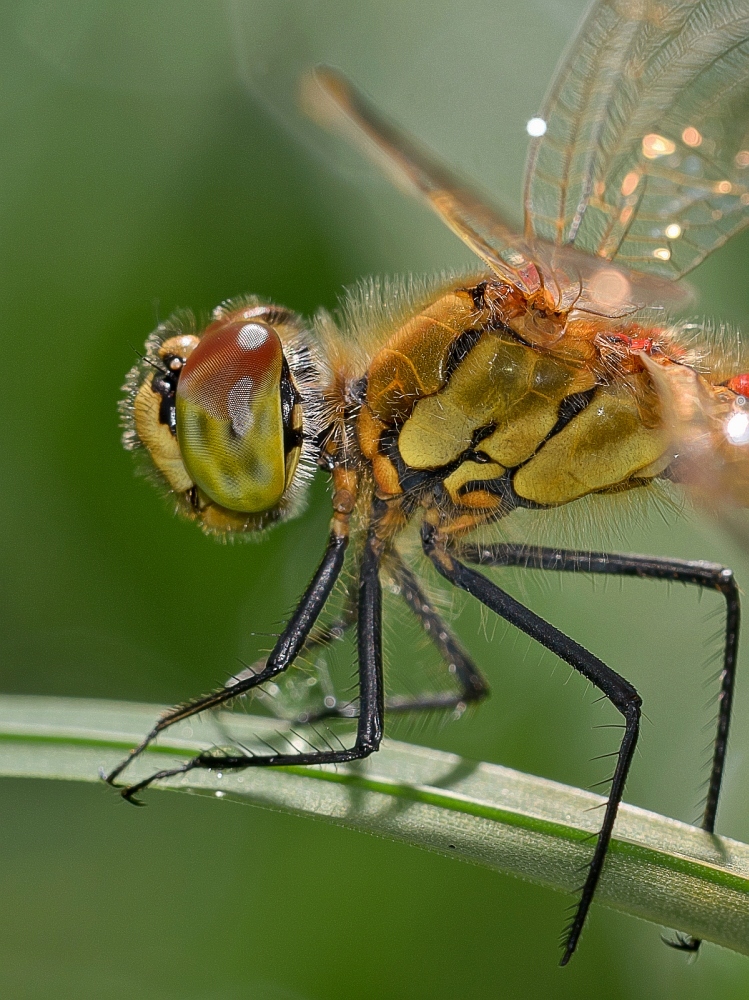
[112,0,749,966]
[124,299,322,535]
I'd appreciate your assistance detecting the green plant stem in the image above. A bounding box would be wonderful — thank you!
[1,693,748,954]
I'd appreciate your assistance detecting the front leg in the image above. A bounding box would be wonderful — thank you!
[115,525,385,802]
[105,524,349,791]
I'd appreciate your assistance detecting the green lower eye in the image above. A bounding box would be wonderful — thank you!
[175,318,288,513]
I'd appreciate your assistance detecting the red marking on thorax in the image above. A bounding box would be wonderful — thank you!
[726,373,749,396]
[603,330,657,355]
[627,337,654,353]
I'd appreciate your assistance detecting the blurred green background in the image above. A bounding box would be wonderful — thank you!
[2,1,749,997]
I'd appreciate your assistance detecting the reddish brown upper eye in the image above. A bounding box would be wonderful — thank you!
[175,318,287,513]
[178,319,283,421]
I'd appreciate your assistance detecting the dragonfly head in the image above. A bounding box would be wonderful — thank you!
[122,298,322,537]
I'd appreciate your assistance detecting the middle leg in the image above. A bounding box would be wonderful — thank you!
[296,548,490,723]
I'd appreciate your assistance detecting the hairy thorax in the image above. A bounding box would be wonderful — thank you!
[336,276,676,542]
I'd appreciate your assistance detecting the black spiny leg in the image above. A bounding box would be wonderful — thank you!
[105,527,349,794]
[384,551,490,714]
[226,601,358,718]
[110,527,385,802]
[460,541,740,953]
[215,542,488,727]
[297,549,489,723]
[422,522,641,966]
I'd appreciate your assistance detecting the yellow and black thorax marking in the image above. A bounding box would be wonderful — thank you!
[357,280,669,516]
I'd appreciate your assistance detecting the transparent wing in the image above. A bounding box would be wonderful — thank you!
[303,68,690,313]
[639,353,749,552]
[526,0,749,279]
[302,68,547,297]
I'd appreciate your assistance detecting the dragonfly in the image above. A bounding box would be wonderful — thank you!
[107,0,749,964]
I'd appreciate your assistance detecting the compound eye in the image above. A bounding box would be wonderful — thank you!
[176,319,287,513]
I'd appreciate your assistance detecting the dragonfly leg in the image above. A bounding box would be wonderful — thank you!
[223,604,357,720]
[458,541,739,954]
[382,551,490,714]
[112,526,384,804]
[297,548,489,723]
[104,526,349,791]
[422,522,641,966]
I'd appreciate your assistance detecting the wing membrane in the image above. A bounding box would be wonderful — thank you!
[302,68,545,296]
[303,67,689,312]
[526,0,749,278]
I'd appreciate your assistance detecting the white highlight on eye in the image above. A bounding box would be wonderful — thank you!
[238,322,269,350]
[227,376,255,437]
[526,117,547,137]
[726,411,749,445]
[665,223,682,239]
